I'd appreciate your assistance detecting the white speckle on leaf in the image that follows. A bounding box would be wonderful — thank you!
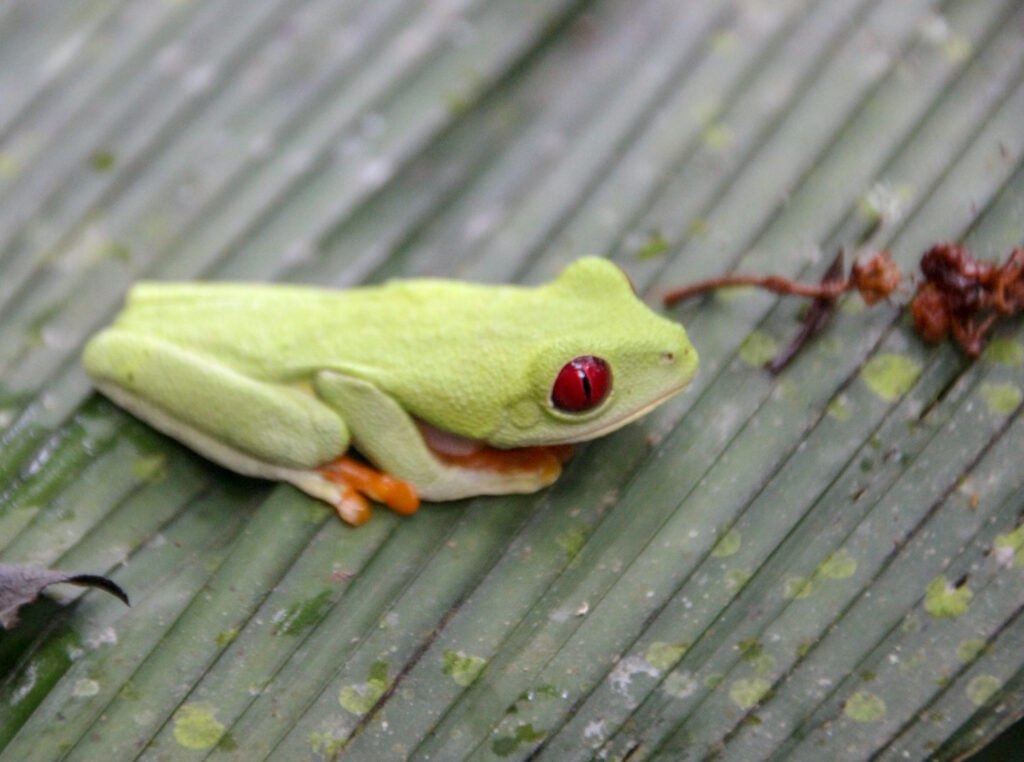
[918,13,950,45]
[994,544,1016,567]
[711,403,743,436]
[394,28,429,61]
[43,32,86,75]
[549,607,574,623]
[855,33,891,78]
[583,719,605,741]
[40,324,75,350]
[9,663,37,705]
[183,64,216,94]
[360,159,393,189]
[72,678,100,697]
[84,626,118,648]
[23,436,60,477]
[663,671,698,699]
[610,657,660,697]
[862,182,912,224]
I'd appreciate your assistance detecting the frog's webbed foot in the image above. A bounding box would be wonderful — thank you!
[316,456,420,525]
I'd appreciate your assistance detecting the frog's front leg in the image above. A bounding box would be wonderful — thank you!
[312,371,569,505]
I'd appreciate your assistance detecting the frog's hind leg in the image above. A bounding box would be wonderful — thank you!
[84,328,347,464]
[93,370,374,521]
[84,330,421,525]
[84,329,355,492]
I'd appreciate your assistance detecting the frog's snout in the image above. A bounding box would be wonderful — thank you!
[662,327,698,388]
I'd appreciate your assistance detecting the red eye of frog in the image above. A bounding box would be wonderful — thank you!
[551,356,612,412]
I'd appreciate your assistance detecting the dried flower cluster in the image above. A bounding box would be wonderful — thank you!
[910,243,1024,357]
[664,243,1024,370]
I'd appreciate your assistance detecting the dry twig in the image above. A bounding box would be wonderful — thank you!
[663,244,1024,369]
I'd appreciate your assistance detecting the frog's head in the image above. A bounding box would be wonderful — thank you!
[487,257,698,447]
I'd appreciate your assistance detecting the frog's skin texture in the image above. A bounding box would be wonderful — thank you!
[83,258,698,525]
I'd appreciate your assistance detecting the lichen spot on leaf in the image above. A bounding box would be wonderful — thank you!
[925,576,972,619]
[173,703,225,750]
[966,675,1001,706]
[980,382,1022,415]
[861,353,921,402]
[728,678,770,709]
[844,691,886,722]
[818,549,856,579]
[984,338,1024,366]
[739,330,777,368]
[442,650,486,687]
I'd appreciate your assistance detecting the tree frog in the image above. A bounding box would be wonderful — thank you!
[83,257,698,525]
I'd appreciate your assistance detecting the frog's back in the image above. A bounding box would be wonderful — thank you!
[103,279,527,382]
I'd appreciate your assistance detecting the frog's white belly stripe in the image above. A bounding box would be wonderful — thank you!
[94,381,560,506]
[93,380,347,505]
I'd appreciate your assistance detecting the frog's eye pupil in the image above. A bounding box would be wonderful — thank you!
[551,356,611,412]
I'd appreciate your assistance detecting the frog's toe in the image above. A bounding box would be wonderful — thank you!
[317,456,420,522]
[331,488,372,526]
[279,466,375,525]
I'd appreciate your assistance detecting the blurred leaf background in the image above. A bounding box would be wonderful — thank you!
[1,0,1023,760]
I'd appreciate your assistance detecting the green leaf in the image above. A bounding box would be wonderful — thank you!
[1,1,1023,760]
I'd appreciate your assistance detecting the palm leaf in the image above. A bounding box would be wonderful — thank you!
[1,1,1022,760]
